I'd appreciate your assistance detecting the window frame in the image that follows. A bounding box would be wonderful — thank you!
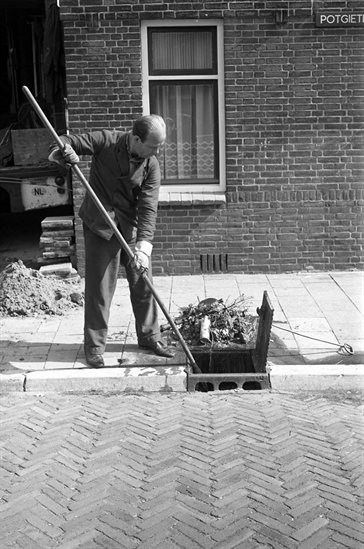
[147,26,218,76]
[141,19,225,198]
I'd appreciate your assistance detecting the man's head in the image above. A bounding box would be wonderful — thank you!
[130,114,166,159]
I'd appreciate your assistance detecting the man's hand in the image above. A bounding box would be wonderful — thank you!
[133,250,149,272]
[48,143,80,167]
[62,144,80,165]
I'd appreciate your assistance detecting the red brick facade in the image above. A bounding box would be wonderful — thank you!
[59,0,364,275]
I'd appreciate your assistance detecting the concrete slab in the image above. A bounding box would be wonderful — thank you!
[289,318,332,332]
[7,360,47,372]
[121,344,185,368]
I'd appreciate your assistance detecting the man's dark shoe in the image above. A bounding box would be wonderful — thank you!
[139,341,175,358]
[85,351,105,368]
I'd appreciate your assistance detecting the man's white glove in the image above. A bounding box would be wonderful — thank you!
[48,144,80,167]
[133,250,149,272]
[132,241,152,272]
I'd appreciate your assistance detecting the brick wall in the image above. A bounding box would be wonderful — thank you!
[60,0,364,275]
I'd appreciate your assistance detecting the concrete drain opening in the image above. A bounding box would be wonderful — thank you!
[186,291,274,393]
[196,381,263,392]
[242,381,262,391]
[188,349,270,392]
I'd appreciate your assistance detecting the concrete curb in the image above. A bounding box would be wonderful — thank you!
[0,364,363,393]
[0,373,26,392]
[23,366,187,393]
[269,364,364,392]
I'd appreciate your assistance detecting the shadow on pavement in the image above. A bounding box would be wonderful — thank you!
[268,332,363,366]
[1,332,362,376]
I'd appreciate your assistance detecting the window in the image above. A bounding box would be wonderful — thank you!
[142,20,225,201]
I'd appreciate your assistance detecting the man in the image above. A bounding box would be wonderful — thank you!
[48,114,175,368]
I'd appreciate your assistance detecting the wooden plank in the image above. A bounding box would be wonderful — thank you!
[42,245,75,253]
[41,230,74,238]
[39,238,73,247]
[41,216,74,230]
[42,251,74,259]
[39,263,73,276]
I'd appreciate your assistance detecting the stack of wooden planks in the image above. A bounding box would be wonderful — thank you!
[38,216,76,266]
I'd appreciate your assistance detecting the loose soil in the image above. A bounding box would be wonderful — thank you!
[0,260,84,317]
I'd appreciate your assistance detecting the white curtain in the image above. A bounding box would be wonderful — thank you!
[151,30,213,72]
[152,84,215,180]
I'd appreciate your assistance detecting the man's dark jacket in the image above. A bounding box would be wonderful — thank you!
[56,130,161,246]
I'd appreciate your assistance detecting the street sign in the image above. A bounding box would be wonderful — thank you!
[315,11,364,27]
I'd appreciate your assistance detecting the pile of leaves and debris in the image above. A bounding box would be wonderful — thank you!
[0,260,84,317]
[173,296,259,347]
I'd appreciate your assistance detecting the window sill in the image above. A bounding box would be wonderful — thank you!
[158,191,226,206]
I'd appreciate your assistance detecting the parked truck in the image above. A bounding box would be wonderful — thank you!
[0,128,72,213]
[0,0,70,215]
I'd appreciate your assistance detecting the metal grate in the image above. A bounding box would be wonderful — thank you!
[200,253,228,273]
[252,290,274,373]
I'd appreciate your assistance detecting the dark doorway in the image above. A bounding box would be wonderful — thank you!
[0,0,73,272]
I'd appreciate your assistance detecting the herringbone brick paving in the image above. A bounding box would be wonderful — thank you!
[0,390,363,549]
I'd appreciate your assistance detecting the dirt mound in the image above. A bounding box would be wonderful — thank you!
[0,260,84,317]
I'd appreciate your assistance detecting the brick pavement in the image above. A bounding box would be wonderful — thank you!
[0,390,363,548]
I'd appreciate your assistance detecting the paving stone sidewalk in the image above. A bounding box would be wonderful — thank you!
[0,271,363,392]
